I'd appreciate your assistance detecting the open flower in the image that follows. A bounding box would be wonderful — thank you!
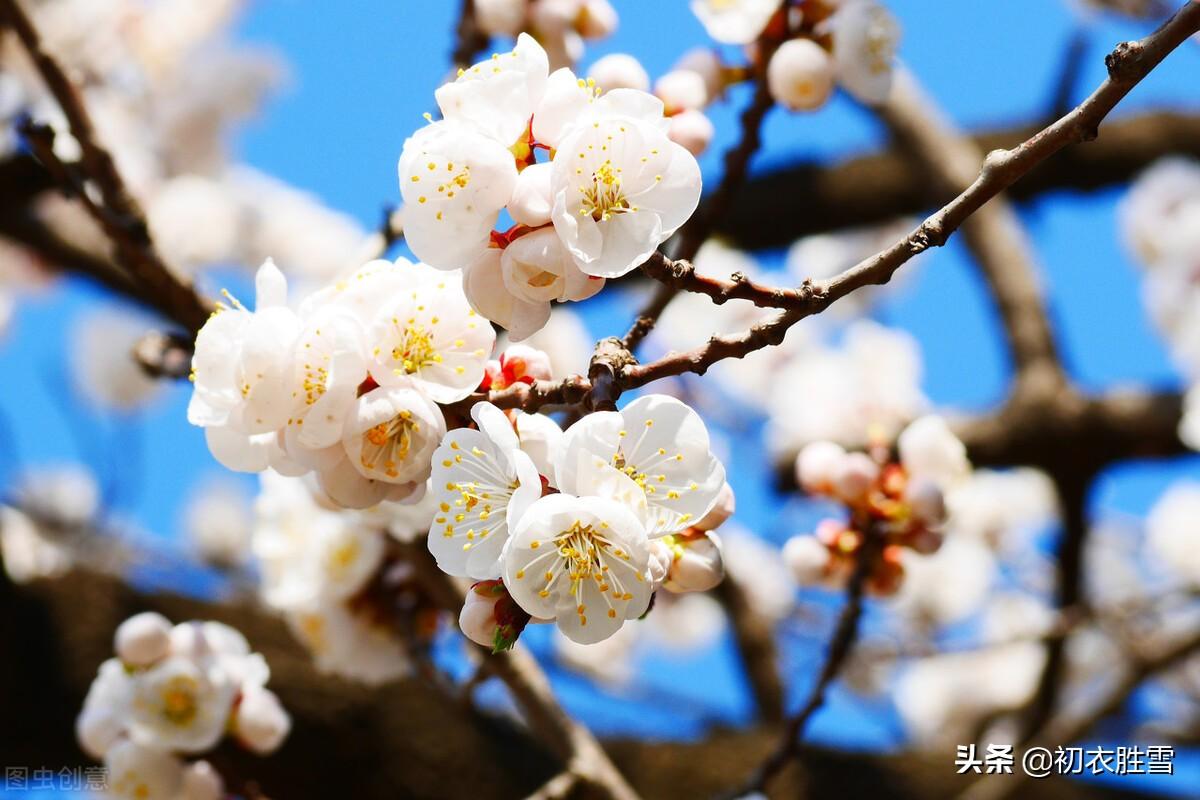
[550,113,701,278]
[503,492,652,644]
[315,385,447,509]
[428,402,543,580]
[690,0,783,45]
[399,35,551,270]
[127,655,237,754]
[105,740,185,800]
[555,394,726,535]
[823,0,901,104]
[366,263,495,402]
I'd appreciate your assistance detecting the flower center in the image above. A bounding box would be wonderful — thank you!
[389,322,441,375]
[361,410,419,479]
[580,160,632,222]
[159,676,200,727]
[541,521,637,626]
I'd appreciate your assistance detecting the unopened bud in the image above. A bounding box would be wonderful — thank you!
[783,535,832,585]
[905,474,946,527]
[654,69,708,114]
[233,686,291,755]
[767,38,835,111]
[647,539,672,588]
[576,0,618,38]
[181,761,224,800]
[587,53,650,93]
[832,451,879,503]
[114,612,172,668]
[796,440,846,494]
[508,162,554,227]
[668,109,715,156]
[674,48,726,100]
[664,531,724,593]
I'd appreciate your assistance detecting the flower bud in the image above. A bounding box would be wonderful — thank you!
[831,451,879,503]
[76,705,125,760]
[530,0,576,33]
[674,48,725,100]
[114,612,172,668]
[795,440,846,494]
[905,474,946,527]
[508,161,554,228]
[181,760,224,800]
[695,481,735,530]
[587,53,650,93]
[668,109,715,156]
[576,0,618,38]
[766,38,835,111]
[459,585,502,648]
[654,69,708,115]
[898,415,969,487]
[474,0,526,36]
[501,344,553,383]
[664,532,724,593]
[783,535,832,585]
[233,685,291,754]
[501,227,604,304]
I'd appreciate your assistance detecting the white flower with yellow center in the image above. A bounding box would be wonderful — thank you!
[550,112,701,278]
[428,402,543,580]
[366,262,495,402]
[555,394,726,535]
[399,35,550,270]
[127,654,237,754]
[690,0,783,45]
[504,493,652,644]
[314,385,446,509]
[823,0,901,104]
[285,600,412,685]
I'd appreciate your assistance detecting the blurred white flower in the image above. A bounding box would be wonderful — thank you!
[690,0,784,45]
[1146,482,1200,584]
[722,526,796,620]
[767,39,835,111]
[587,53,650,93]
[71,307,162,411]
[184,477,254,568]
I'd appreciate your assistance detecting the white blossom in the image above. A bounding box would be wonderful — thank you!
[668,109,715,156]
[897,415,970,488]
[285,601,411,685]
[1146,482,1200,584]
[663,531,725,593]
[587,53,650,93]
[823,0,901,104]
[115,612,173,668]
[71,306,162,410]
[104,740,185,800]
[690,0,784,45]
[184,477,254,568]
[654,69,708,114]
[126,654,238,753]
[428,402,543,579]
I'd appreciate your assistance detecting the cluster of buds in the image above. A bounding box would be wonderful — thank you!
[784,416,968,595]
[475,0,619,68]
[690,0,901,112]
[479,343,553,392]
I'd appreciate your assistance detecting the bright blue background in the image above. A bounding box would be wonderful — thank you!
[2,0,1199,796]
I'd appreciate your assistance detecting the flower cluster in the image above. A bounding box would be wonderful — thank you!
[475,0,618,68]
[398,34,702,340]
[428,394,731,646]
[76,613,289,800]
[690,0,900,109]
[783,415,969,595]
[187,257,494,509]
[251,472,437,684]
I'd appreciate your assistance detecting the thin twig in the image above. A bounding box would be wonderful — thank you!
[1,0,212,333]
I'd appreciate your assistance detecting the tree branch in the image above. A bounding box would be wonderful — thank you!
[1,0,212,333]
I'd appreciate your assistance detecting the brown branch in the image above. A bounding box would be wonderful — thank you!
[713,573,786,724]
[1,0,212,333]
[622,32,780,351]
[876,69,1063,377]
[960,624,1200,800]
[725,528,880,798]
[717,109,1200,250]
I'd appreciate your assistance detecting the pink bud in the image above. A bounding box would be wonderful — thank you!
[576,0,618,38]
[783,535,832,585]
[654,69,708,114]
[181,761,224,800]
[647,539,672,587]
[674,48,725,100]
[233,686,291,754]
[459,588,501,648]
[796,440,847,494]
[501,344,553,383]
[832,452,879,502]
[905,474,946,526]
[668,109,715,156]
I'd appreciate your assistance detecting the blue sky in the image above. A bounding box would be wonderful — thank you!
[2,0,1199,795]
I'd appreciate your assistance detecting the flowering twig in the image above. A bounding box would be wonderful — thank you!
[1,0,212,333]
[725,527,881,798]
[622,33,782,351]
